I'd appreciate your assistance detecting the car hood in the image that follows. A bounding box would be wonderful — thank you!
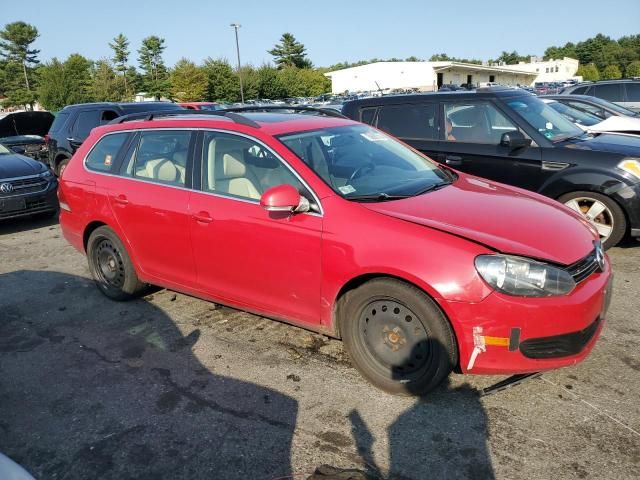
[0,135,45,145]
[364,175,596,265]
[0,153,46,178]
[562,131,640,156]
[0,111,54,138]
[588,116,640,134]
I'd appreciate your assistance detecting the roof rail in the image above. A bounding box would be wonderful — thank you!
[219,105,348,119]
[108,109,261,128]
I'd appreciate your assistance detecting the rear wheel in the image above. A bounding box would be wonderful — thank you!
[339,278,457,396]
[56,158,70,177]
[559,191,626,249]
[87,226,145,301]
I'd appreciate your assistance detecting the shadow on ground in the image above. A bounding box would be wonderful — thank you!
[0,270,493,479]
[0,214,58,236]
[0,270,297,479]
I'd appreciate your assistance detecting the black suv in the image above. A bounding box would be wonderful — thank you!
[342,88,640,248]
[47,102,184,175]
[560,80,640,112]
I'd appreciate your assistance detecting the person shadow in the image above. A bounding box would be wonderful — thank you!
[0,270,298,479]
[347,342,495,480]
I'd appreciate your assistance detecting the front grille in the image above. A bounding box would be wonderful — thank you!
[0,175,48,197]
[520,316,602,359]
[566,248,599,283]
[0,196,54,219]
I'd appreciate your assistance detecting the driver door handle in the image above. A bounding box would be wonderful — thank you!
[445,155,463,166]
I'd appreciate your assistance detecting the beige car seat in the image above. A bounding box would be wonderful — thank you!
[209,138,261,199]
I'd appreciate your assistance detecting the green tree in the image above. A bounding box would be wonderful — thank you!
[495,50,530,65]
[138,36,170,100]
[268,33,312,69]
[36,54,93,110]
[257,65,286,99]
[626,60,640,78]
[170,58,207,101]
[109,33,130,97]
[294,68,331,96]
[0,21,40,107]
[91,59,124,102]
[202,58,239,102]
[601,64,622,80]
[576,63,600,81]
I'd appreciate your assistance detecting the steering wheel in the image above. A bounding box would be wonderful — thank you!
[348,161,376,182]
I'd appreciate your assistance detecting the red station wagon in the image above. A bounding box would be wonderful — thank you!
[58,108,613,395]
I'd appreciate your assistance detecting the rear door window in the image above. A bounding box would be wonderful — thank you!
[85,132,129,172]
[376,103,438,140]
[120,130,192,187]
[72,110,101,140]
[566,101,606,119]
[594,83,624,102]
[49,112,70,133]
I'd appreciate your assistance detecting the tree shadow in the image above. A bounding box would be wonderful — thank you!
[0,270,298,479]
[348,343,494,480]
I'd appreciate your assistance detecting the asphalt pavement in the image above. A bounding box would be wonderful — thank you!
[0,216,639,479]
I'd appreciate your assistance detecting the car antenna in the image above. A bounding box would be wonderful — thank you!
[375,81,383,96]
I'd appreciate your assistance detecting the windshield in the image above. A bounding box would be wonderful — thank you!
[546,101,601,127]
[278,125,451,200]
[0,143,11,154]
[199,104,222,111]
[506,95,583,142]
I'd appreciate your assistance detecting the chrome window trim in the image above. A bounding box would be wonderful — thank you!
[82,127,324,217]
[0,173,43,182]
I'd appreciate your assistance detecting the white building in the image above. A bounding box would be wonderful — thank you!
[324,57,580,94]
[510,56,580,84]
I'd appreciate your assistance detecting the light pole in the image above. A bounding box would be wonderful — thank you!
[230,23,244,104]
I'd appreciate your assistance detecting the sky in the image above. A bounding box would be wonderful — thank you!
[3,0,639,69]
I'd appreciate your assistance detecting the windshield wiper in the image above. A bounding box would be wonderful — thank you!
[346,192,412,202]
[412,180,452,196]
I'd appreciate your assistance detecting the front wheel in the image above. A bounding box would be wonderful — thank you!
[87,226,145,301]
[339,278,457,396]
[559,191,626,249]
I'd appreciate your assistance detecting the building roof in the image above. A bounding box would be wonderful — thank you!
[326,61,537,77]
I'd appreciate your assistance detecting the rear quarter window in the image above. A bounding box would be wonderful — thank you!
[49,112,70,132]
[85,132,129,173]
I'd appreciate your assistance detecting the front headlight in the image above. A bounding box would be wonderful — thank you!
[475,254,576,297]
[618,158,640,180]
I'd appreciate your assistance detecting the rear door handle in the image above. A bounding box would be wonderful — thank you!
[114,195,129,206]
[193,211,213,224]
[445,155,463,166]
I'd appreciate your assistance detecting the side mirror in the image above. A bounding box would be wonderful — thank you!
[260,184,310,214]
[11,146,26,155]
[500,130,531,150]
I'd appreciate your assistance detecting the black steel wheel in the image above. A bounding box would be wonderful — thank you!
[340,278,457,396]
[87,226,145,301]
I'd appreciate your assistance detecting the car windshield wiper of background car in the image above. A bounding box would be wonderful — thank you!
[552,132,588,143]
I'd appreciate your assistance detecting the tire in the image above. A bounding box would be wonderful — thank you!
[339,278,457,396]
[559,191,626,249]
[87,226,145,301]
[57,158,70,177]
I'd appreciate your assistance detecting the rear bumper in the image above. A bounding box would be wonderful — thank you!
[0,180,58,220]
[443,258,612,375]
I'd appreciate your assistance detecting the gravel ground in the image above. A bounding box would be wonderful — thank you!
[0,216,639,480]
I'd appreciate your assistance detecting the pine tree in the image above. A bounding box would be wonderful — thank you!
[138,36,170,100]
[109,33,130,97]
[0,21,40,107]
[268,33,312,69]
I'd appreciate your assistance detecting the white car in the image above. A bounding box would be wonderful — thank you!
[542,98,640,136]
